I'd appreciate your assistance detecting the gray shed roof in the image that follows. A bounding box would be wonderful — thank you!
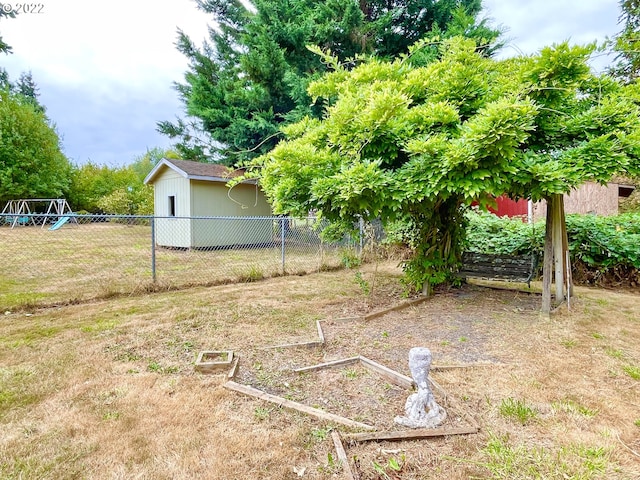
[144,158,248,185]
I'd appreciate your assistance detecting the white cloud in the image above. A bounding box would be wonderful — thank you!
[483,0,621,71]
[1,0,210,164]
[2,0,210,92]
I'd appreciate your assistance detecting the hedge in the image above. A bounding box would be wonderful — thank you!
[465,211,640,287]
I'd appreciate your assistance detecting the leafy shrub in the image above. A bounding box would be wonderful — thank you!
[466,210,640,286]
[465,210,544,257]
[566,214,640,270]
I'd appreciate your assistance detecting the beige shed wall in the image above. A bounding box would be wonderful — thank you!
[190,181,271,216]
[532,182,620,220]
[153,168,192,248]
[190,181,273,248]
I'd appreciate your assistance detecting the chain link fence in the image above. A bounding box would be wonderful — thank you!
[0,213,361,310]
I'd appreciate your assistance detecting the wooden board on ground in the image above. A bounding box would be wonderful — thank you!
[431,363,506,371]
[345,426,478,443]
[262,340,323,350]
[293,357,360,374]
[227,357,239,380]
[316,320,325,343]
[223,381,376,431]
[359,356,414,389]
[363,296,430,321]
[331,431,356,480]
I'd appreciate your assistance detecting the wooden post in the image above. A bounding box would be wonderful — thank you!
[345,426,478,443]
[422,280,431,297]
[560,200,572,297]
[552,194,565,304]
[566,251,571,311]
[541,197,554,315]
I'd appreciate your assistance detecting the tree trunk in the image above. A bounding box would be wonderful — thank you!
[541,196,554,315]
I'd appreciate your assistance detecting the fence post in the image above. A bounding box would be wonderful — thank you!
[281,217,286,274]
[151,216,156,283]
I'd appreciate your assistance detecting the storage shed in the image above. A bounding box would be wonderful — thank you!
[144,158,273,248]
[488,181,636,219]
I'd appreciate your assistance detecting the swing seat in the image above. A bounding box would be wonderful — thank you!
[459,252,539,286]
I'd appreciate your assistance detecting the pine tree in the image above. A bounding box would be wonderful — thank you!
[15,71,45,113]
[159,0,501,165]
[610,0,640,82]
[0,8,15,55]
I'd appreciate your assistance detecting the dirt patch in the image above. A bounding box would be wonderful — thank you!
[232,283,538,434]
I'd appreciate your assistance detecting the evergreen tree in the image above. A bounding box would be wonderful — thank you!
[14,71,45,113]
[159,0,501,165]
[610,0,640,82]
[0,8,15,55]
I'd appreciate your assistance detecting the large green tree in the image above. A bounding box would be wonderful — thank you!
[0,14,70,204]
[159,0,500,165]
[0,90,71,201]
[610,0,640,82]
[248,38,640,308]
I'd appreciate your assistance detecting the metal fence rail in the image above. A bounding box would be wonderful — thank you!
[0,214,359,309]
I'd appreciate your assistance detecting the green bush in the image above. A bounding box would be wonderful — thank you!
[566,214,640,270]
[465,210,544,257]
[465,210,640,286]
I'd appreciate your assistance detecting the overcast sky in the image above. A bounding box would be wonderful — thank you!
[0,0,623,167]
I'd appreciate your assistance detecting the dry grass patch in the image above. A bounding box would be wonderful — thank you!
[1,264,639,479]
[0,223,347,310]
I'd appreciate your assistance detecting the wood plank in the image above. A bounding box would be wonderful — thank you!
[227,357,239,380]
[460,273,530,281]
[461,268,531,275]
[293,357,361,373]
[331,431,356,480]
[465,267,531,273]
[430,375,480,430]
[542,196,554,315]
[332,317,363,323]
[316,320,325,344]
[262,341,323,350]
[359,357,414,389]
[363,296,430,321]
[464,257,531,264]
[461,264,531,272]
[223,381,376,431]
[345,426,478,443]
[431,363,504,371]
[462,262,531,269]
[460,273,530,280]
[461,252,535,283]
[463,253,532,262]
